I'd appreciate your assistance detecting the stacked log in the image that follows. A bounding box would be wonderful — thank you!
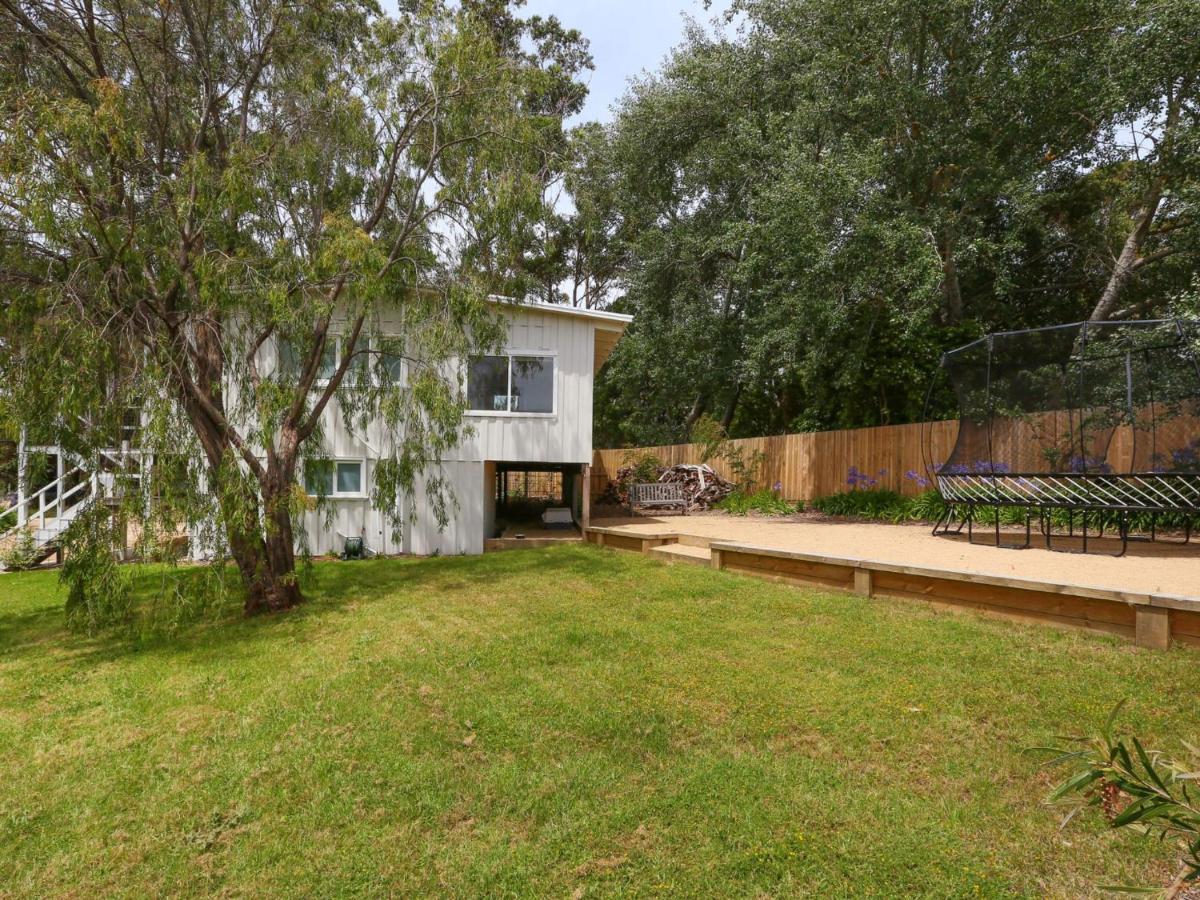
[598,463,735,509]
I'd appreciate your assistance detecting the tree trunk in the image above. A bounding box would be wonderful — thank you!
[720,384,742,430]
[1089,180,1165,322]
[682,393,707,435]
[254,493,302,613]
[220,477,303,615]
[938,228,963,324]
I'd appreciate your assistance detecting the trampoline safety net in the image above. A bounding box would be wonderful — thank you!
[931,319,1200,552]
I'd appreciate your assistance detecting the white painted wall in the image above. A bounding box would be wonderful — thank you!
[286,304,617,557]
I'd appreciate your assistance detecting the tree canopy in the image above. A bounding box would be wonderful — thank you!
[584,0,1200,446]
[0,0,588,615]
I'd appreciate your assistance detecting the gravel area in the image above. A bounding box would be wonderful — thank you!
[593,512,1200,598]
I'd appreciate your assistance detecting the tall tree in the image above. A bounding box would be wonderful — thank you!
[0,0,580,613]
[589,0,1200,445]
[1088,0,1200,321]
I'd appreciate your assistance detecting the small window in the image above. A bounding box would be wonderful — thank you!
[382,353,404,383]
[277,338,339,383]
[335,461,362,495]
[278,340,300,376]
[511,356,553,413]
[304,460,333,496]
[377,338,405,383]
[468,356,513,412]
[467,354,554,414]
[341,337,372,386]
[304,459,365,497]
[316,341,338,384]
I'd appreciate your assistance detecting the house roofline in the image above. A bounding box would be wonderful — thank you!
[486,296,632,328]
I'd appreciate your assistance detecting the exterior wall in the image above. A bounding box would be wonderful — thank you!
[453,308,597,464]
[404,460,485,556]
[299,307,601,556]
[299,459,485,558]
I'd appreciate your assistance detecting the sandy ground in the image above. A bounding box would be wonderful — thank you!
[593,513,1200,599]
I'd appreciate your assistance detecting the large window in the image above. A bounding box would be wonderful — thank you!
[277,337,377,387]
[277,338,338,384]
[304,459,366,497]
[467,354,554,415]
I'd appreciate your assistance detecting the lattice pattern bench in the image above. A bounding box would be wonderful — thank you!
[629,482,689,516]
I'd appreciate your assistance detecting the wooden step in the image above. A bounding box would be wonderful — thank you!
[675,534,712,550]
[647,543,712,566]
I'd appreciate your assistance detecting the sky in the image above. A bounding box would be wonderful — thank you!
[521,0,731,124]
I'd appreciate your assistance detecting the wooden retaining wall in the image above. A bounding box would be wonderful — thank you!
[583,527,1200,651]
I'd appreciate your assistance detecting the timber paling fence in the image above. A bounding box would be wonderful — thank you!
[591,420,960,502]
[591,417,1153,503]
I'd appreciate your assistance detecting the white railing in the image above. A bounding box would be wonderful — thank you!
[1,466,96,545]
[1,448,154,554]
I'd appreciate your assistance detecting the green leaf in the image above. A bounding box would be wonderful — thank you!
[1050,768,1102,802]
[1103,699,1128,744]
[1132,737,1170,794]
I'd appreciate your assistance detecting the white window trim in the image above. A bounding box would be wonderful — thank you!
[373,336,407,387]
[305,457,368,499]
[273,335,405,393]
[464,349,558,419]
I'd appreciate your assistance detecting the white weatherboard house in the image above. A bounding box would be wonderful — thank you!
[3,298,631,564]
[293,298,631,557]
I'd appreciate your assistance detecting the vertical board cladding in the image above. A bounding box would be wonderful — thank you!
[320,307,596,467]
[296,460,485,557]
[591,420,961,501]
[293,304,603,557]
[404,460,486,556]
[451,307,594,464]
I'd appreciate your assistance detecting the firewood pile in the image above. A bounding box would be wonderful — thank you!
[598,463,735,509]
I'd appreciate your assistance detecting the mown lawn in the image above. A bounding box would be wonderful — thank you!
[1,546,1198,897]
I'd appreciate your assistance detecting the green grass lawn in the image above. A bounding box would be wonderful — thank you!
[2,546,1198,897]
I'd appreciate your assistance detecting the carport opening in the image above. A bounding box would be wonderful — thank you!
[489,462,585,540]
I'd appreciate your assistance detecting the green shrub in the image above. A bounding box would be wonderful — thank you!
[690,414,728,465]
[716,489,799,517]
[621,449,663,484]
[0,529,44,571]
[811,489,906,519]
[905,489,947,523]
[810,489,948,524]
[688,414,765,492]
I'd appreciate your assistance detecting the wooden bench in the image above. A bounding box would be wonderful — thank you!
[629,482,689,515]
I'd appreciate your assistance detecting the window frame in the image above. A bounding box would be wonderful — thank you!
[304,457,368,499]
[464,349,558,419]
[276,335,385,390]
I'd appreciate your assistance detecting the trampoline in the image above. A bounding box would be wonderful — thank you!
[925,319,1200,555]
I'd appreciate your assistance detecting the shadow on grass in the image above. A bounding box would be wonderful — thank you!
[0,544,635,669]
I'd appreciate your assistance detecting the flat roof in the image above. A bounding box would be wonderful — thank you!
[487,296,632,328]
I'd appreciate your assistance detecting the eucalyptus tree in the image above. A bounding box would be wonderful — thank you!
[0,0,583,613]
[1088,0,1200,321]
[592,0,1199,444]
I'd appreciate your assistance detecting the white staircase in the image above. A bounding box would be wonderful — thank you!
[0,466,99,570]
